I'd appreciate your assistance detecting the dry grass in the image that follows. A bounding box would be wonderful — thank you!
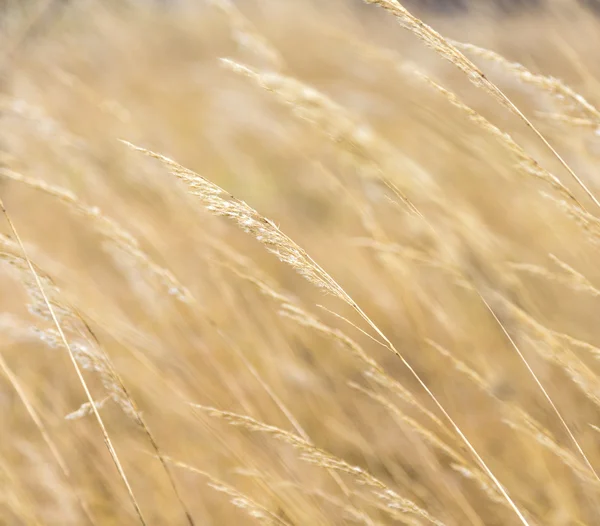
[2,0,600,524]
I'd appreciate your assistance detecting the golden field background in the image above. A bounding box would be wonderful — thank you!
[1,1,600,524]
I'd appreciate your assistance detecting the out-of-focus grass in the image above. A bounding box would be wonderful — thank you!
[1,1,600,524]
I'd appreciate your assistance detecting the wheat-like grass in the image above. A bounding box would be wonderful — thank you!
[416,73,581,209]
[452,40,600,125]
[351,209,600,488]
[0,232,196,524]
[427,340,599,489]
[351,203,600,489]
[193,405,445,526]
[196,300,352,499]
[412,78,600,462]
[535,112,598,130]
[240,43,600,490]
[449,464,507,508]
[213,0,426,214]
[349,382,492,524]
[504,405,600,489]
[348,382,488,526]
[0,238,139,420]
[4,225,339,524]
[115,311,360,525]
[219,58,432,218]
[206,237,465,511]
[510,254,600,298]
[0,167,193,303]
[122,141,352,297]
[234,469,382,526]
[5,4,600,522]
[354,201,600,491]
[349,382,466,467]
[0,236,132,413]
[1,213,195,526]
[213,244,460,452]
[123,140,532,524]
[0,198,148,525]
[225,254,461,448]
[363,0,511,107]
[478,291,600,485]
[215,22,411,240]
[288,299,456,441]
[163,456,292,526]
[496,295,600,408]
[363,0,600,211]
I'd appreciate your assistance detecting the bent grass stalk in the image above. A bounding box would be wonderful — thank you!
[451,39,600,125]
[124,140,531,526]
[348,382,486,526]
[363,0,600,211]
[427,339,599,489]
[511,254,600,298]
[0,167,193,304]
[0,197,148,526]
[220,48,597,486]
[213,247,491,523]
[220,58,430,218]
[0,234,195,524]
[411,75,600,482]
[234,468,381,526]
[163,456,293,526]
[192,405,445,526]
[478,291,600,484]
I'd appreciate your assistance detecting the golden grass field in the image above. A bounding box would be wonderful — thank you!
[2,0,600,524]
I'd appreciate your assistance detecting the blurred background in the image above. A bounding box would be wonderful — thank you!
[1,1,600,524]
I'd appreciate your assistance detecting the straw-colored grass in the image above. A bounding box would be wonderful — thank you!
[1,1,600,524]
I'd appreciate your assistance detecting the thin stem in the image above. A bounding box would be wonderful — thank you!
[0,197,148,526]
